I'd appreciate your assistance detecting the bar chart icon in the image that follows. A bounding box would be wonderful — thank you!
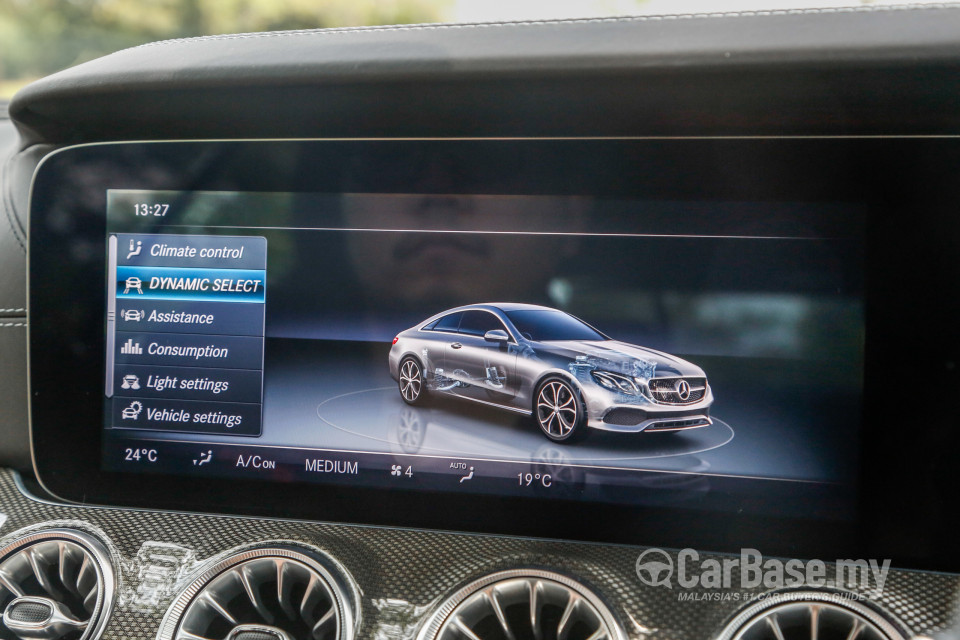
[120,338,142,355]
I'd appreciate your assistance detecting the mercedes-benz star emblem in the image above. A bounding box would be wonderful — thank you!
[675,379,691,401]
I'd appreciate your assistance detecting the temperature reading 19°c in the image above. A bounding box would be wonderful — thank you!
[125,448,158,463]
[518,472,552,487]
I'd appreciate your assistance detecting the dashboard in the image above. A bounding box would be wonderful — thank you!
[2,7,960,640]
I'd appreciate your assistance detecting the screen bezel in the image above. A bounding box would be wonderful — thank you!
[28,137,960,570]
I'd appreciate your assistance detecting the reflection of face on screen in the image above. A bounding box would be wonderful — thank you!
[340,194,585,309]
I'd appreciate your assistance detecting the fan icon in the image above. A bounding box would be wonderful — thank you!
[391,465,402,476]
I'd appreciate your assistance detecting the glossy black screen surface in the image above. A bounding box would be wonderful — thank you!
[28,139,960,570]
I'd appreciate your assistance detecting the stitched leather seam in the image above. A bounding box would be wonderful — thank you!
[0,323,27,327]
[1,147,26,254]
[130,3,960,50]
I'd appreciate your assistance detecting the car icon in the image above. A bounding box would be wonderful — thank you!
[389,303,714,443]
[123,276,143,294]
[121,400,143,420]
[121,309,144,321]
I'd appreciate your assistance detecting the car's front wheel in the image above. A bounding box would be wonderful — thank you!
[534,377,586,443]
[398,357,427,405]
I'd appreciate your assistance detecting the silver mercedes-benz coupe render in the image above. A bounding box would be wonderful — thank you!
[388,303,714,442]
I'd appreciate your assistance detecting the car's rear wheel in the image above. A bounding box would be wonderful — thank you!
[399,357,427,405]
[534,378,586,442]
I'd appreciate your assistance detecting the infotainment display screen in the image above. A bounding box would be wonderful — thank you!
[43,137,953,559]
[94,185,863,519]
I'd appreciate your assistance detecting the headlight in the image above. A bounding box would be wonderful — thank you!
[591,370,641,395]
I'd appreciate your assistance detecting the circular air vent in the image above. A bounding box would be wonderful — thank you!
[715,591,907,640]
[418,569,627,640]
[0,529,114,640]
[157,547,357,640]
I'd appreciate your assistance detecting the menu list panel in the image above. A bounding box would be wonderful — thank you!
[106,233,267,437]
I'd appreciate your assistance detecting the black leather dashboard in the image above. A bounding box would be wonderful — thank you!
[12,4,960,144]
[3,6,960,640]
[0,102,30,470]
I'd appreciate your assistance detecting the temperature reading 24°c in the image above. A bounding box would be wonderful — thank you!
[519,473,552,487]
[124,448,158,463]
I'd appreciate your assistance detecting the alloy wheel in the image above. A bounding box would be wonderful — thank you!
[536,379,581,440]
[399,359,423,404]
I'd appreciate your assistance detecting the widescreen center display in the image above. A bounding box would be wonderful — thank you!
[102,189,864,519]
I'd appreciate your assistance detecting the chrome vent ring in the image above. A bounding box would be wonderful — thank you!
[715,591,907,640]
[158,547,357,640]
[418,569,627,640]
[0,529,114,640]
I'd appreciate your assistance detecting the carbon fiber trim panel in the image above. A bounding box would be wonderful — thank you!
[0,469,956,640]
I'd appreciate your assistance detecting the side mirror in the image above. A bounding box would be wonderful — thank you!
[484,329,510,342]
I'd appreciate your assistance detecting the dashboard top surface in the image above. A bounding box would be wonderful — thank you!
[10,4,960,144]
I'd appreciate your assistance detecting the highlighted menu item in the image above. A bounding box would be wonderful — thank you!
[106,233,267,438]
[116,266,266,303]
